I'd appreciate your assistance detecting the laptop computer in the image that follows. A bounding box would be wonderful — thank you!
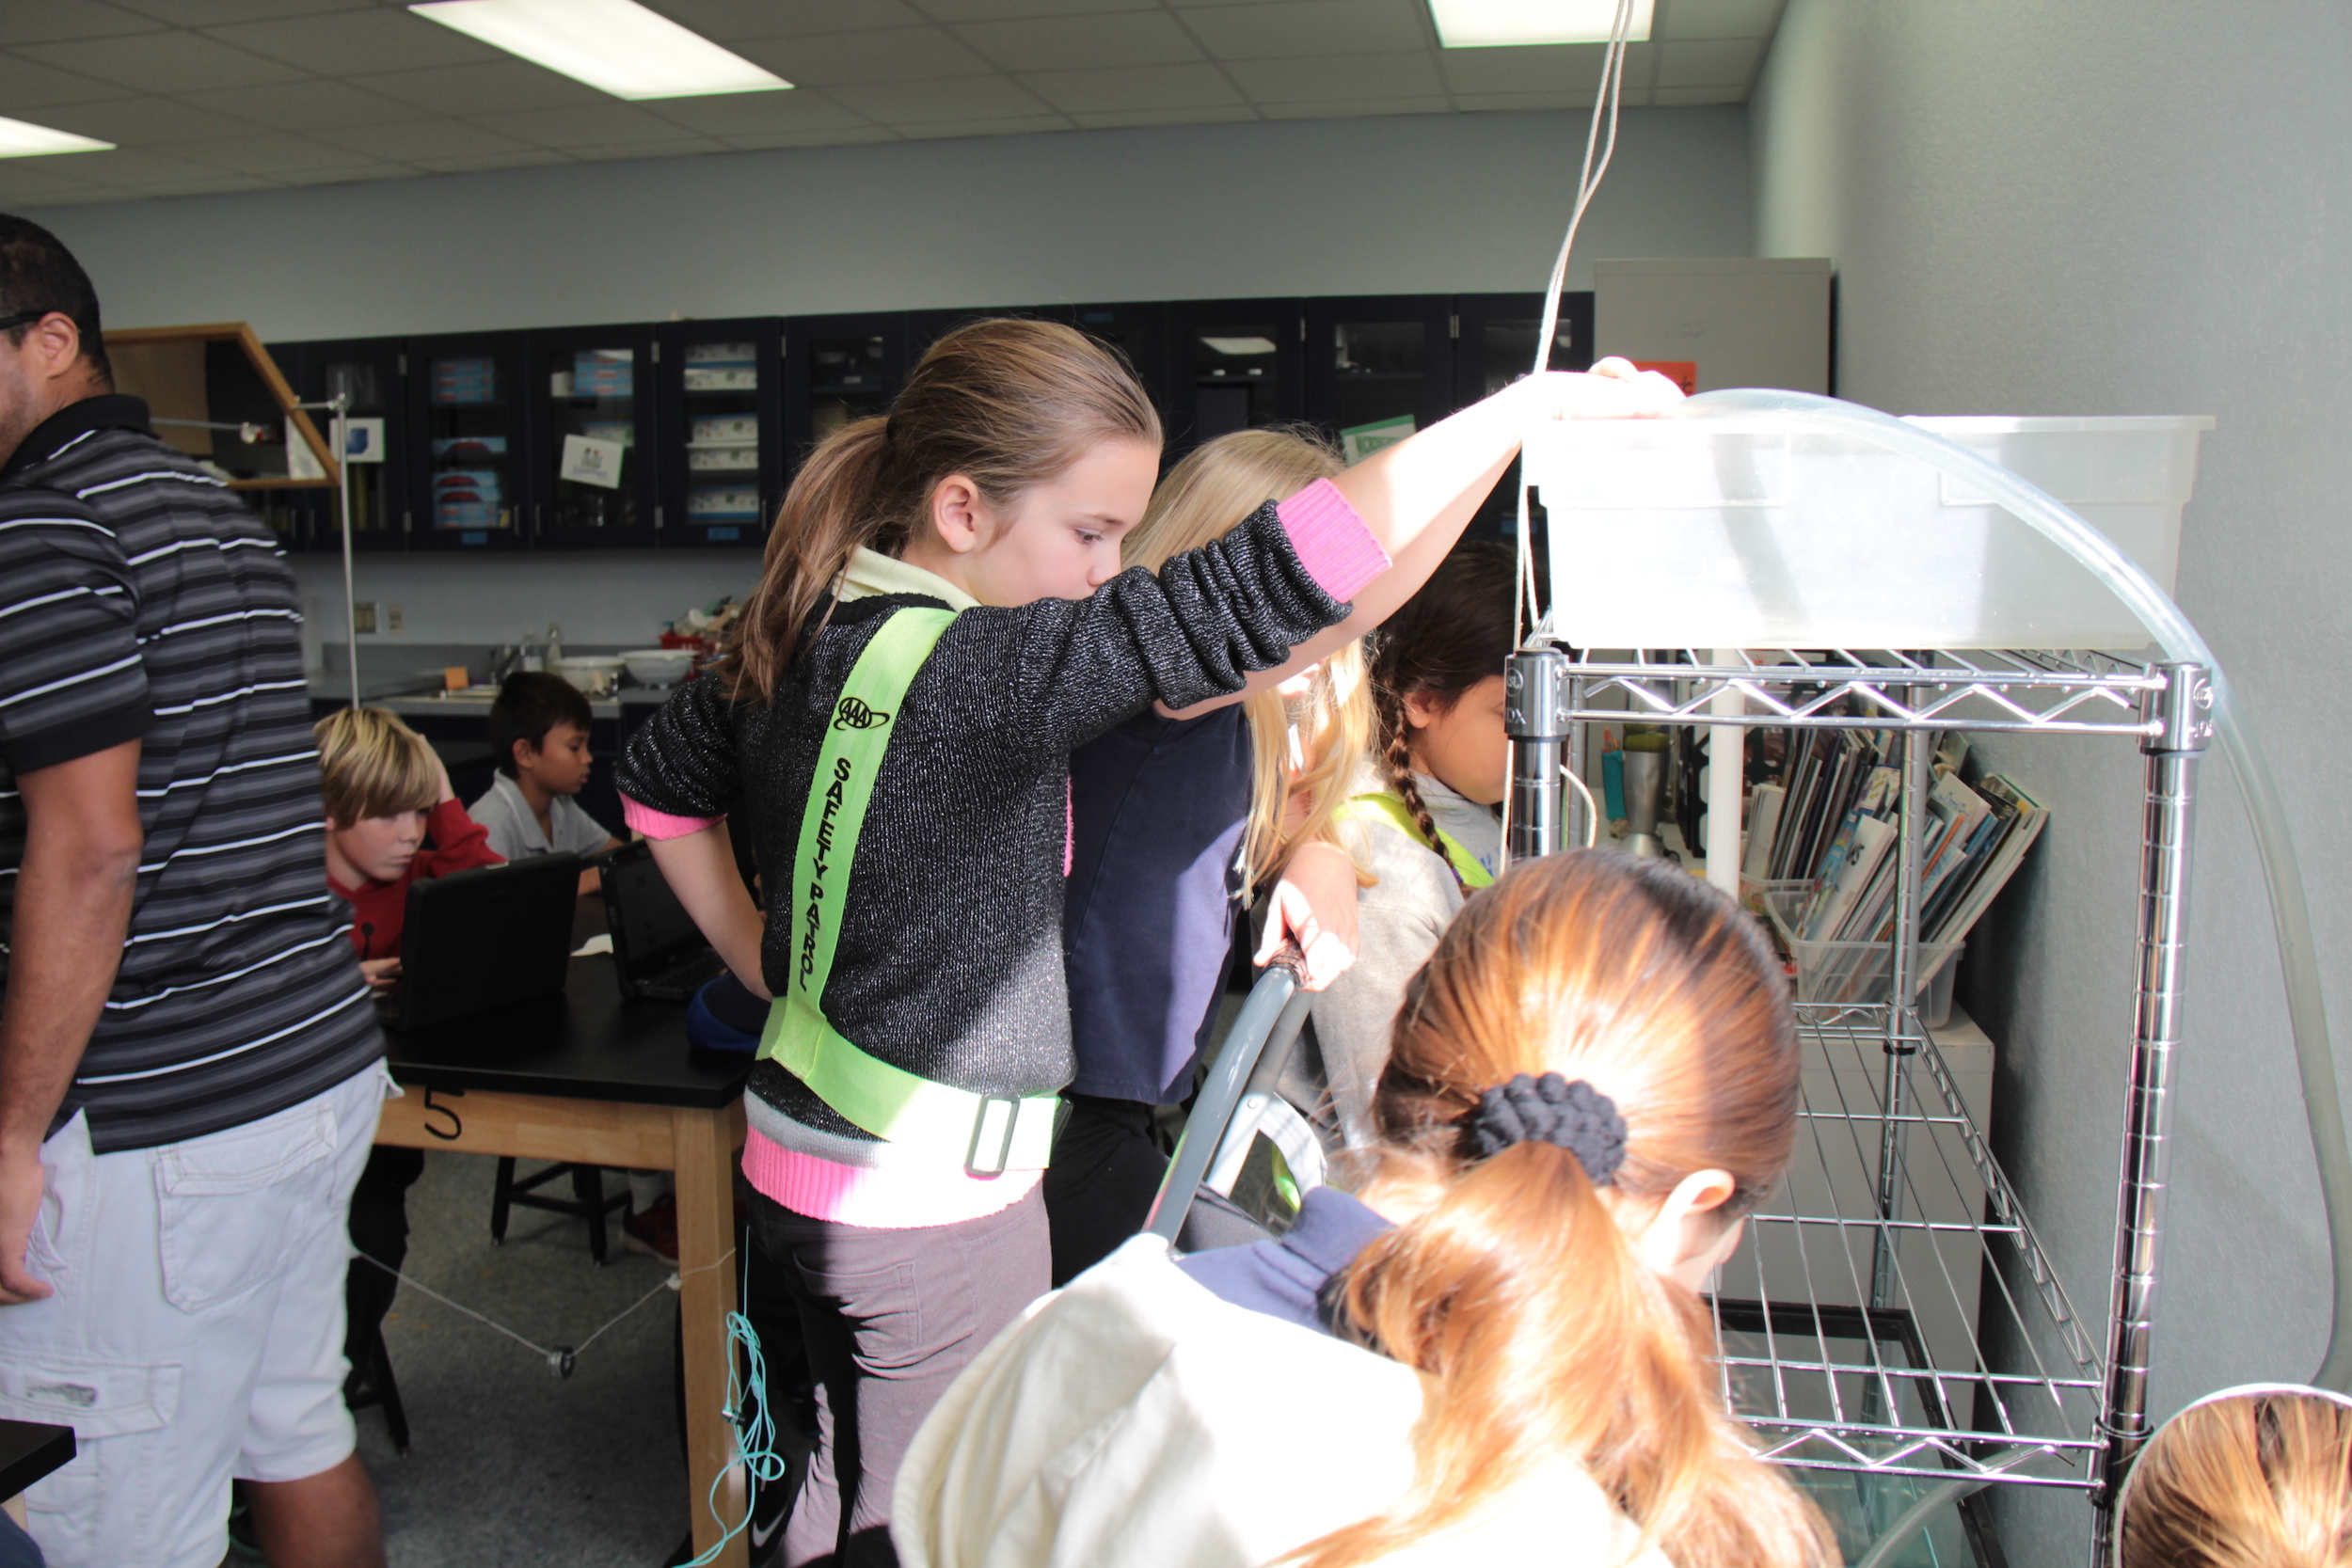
[602,839,730,1003]
[385,852,580,1032]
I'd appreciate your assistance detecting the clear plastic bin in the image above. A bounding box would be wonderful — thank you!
[1761,887,1962,1023]
[1524,412,2212,649]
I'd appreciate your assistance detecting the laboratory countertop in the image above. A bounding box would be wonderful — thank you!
[308,679,680,719]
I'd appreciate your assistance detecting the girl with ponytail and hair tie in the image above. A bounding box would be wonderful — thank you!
[1278,539,1517,1151]
[616,318,1680,1564]
[896,849,1837,1568]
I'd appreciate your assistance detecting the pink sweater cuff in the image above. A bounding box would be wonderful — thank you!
[621,793,723,840]
[740,1129,1042,1230]
[1276,478,1388,603]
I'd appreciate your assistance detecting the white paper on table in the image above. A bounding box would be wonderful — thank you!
[560,434,627,489]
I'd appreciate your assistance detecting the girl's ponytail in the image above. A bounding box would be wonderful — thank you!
[726,415,891,702]
[1297,852,1836,1568]
[722,318,1160,703]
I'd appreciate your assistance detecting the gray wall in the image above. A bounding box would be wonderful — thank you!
[29,107,1750,338]
[25,107,1751,662]
[1752,3,2352,1557]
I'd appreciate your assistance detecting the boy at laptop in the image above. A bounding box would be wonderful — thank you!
[315,705,503,1420]
[318,705,503,990]
[469,672,623,892]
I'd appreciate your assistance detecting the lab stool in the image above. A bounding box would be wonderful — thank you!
[489,1161,631,1264]
[343,1328,411,1454]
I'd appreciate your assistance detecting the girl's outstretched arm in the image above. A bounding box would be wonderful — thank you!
[1167,359,1679,716]
[645,822,771,1001]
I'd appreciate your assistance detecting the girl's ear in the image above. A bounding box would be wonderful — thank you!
[1401,689,1443,731]
[928,472,988,557]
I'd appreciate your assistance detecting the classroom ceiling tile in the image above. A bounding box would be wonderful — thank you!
[634,89,873,138]
[1437,40,1650,96]
[954,12,1202,73]
[175,132,380,173]
[67,146,254,186]
[17,30,311,92]
[1018,62,1244,115]
[0,52,127,108]
[896,114,1073,140]
[1656,37,1759,87]
[33,96,262,145]
[1174,0,1428,62]
[911,0,1162,18]
[1256,95,1449,121]
[1451,88,1600,112]
[468,103,690,150]
[554,136,732,162]
[0,160,108,199]
[177,76,420,131]
[350,59,607,115]
[825,72,1052,124]
[643,0,930,41]
[1651,84,1743,105]
[1657,0,1783,40]
[205,8,501,75]
[125,171,280,195]
[0,3,168,46]
[310,117,533,160]
[717,125,901,150]
[113,0,375,23]
[732,26,994,87]
[406,147,575,174]
[1226,50,1442,104]
[1067,103,1260,130]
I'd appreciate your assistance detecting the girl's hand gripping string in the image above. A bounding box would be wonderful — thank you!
[1255,839,1361,992]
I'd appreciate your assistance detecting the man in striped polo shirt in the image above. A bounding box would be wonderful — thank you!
[0,218,388,1568]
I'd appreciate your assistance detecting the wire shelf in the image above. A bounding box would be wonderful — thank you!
[1713,1003,2106,1491]
[1542,645,2163,737]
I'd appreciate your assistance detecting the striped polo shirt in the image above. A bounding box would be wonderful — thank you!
[0,394,380,1152]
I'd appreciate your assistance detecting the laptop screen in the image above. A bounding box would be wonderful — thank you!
[607,843,706,973]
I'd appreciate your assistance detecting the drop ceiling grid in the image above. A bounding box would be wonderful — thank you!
[0,0,1783,205]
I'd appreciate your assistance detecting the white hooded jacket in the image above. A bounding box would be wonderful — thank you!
[893,1234,1668,1568]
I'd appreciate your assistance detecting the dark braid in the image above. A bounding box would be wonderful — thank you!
[1368,540,1517,891]
[1374,680,1463,891]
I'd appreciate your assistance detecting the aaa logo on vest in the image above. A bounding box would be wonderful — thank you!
[833,696,890,730]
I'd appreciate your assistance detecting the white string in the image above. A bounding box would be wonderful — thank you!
[1563,763,1602,849]
[356,1245,737,1376]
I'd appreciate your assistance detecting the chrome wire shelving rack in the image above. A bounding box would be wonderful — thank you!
[1504,641,2212,1560]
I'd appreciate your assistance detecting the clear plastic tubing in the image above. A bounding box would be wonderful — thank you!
[1686,388,2352,1389]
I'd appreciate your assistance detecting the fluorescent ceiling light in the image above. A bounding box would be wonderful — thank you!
[1202,336,1278,356]
[0,116,113,158]
[408,0,791,100]
[1428,0,1653,47]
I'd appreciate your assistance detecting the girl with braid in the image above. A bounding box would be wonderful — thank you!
[1274,540,1517,1150]
[897,851,1836,1568]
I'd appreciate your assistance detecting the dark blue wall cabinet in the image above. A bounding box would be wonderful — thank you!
[656,316,783,548]
[528,322,660,550]
[1164,298,1305,458]
[403,330,532,552]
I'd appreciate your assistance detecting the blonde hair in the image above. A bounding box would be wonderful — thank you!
[1124,426,1371,889]
[725,318,1160,702]
[1301,851,1836,1568]
[2117,1386,2352,1568]
[315,706,437,826]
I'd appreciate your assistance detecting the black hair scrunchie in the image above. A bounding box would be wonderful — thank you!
[1466,1072,1628,1187]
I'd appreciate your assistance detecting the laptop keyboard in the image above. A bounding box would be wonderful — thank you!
[635,947,729,1002]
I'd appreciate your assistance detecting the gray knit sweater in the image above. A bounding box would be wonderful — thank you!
[615,490,1381,1170]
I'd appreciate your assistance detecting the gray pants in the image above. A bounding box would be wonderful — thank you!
[749,1184,1051,1567]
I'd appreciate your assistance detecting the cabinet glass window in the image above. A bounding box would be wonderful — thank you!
[548,346,636,531]
[683,340,762,528]
[1334,321,1425,459]
[1190,325,1280,442]
[809,334,891,443]
[324,358,391,536]
[427,354,513,532]
[1478,321,1577,398]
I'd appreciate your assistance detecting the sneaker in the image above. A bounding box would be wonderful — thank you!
[624,1193,679,1265]
[748,1449,805,1567]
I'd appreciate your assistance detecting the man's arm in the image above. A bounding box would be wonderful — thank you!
[0,739,142,1304]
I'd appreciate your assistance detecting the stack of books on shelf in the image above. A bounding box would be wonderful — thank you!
[1742,729,2048,1004]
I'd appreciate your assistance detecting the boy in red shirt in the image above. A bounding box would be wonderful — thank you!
[316,706,501,986]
